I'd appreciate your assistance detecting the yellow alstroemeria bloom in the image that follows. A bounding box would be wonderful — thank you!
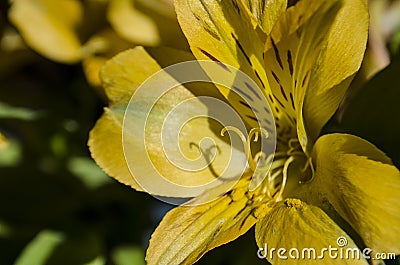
[8,0,186,63]
[89,0,400,264]
[7,0,188,86]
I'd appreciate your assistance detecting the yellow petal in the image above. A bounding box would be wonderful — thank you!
[240,0,287,34]
[82,55,108,88]
[303,0,369,150]
[89,47,185,192]
[312,133,400,254]
[175,0,273,128]
[100,47,164,104]
[89,106,143,191]
[107,0,160,45]
[255,198,368,264]
[263,0,368,154]
[108,0,188,49]
[263,0,339,153]
[9,0,84,63]
[146,176,269,265]
[81,28,134,88]
[90,47,247,197]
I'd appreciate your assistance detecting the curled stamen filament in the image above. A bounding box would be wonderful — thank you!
[253,152,267,167]
[287,138,304,156]
[220,126,247,143]
[276,156,295,201]
[288,138,299,149]
[248,128,269,143]
[221,126,269,171]
[266,168,283,198]
[220,127,314,203]
[247,128,269,171]
[221,126,252,169]
[299,157,315,184]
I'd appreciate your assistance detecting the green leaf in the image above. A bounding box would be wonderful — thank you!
[14,230,64,265]
[0,138,22,167]
[0,221,12,237]
[0,102,41,120]
[390,25,400,55]
[83,256,105,265]
[112,245,145,265]
[67,157,111,189]
[46,233,103,265]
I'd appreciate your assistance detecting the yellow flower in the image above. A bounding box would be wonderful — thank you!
[89,0,400,264]
[6,0,188,86]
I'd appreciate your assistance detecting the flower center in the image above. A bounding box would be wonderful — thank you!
[221,126,315,203]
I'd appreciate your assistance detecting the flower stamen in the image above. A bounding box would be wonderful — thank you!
[266,168,283,198]
[221,126,269,172]
[220,128,314,203]
[287,138,304,156]
[276,156,295,201]
[299,157,315,184]
[285,138,315,184]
